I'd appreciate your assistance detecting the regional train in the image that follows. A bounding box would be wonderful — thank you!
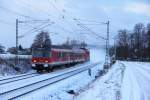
[31,46,90,72]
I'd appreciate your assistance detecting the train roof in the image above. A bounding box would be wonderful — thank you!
[51,48,85,53]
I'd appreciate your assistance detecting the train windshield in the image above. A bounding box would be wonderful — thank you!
[32,49,51,58]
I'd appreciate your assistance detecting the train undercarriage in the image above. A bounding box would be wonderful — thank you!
[32,61,84,73]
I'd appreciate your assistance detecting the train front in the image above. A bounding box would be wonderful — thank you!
[31,48,51,72]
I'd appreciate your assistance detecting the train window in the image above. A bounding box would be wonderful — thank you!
[58,52,61,58]
[43,50,51,57]
[62,52,66,58]
[32,49,50,58]
[58,52,64,58]
[61,52,64,58]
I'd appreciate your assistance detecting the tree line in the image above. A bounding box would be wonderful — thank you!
[0,31,87,55]
[110,23,150,61]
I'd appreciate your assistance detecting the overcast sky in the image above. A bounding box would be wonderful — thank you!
[0,0,150,48]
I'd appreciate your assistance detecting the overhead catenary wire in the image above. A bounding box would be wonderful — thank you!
[18,22,54,39]
[1,0,107,46]
[47,0,106,43]
[18,0,86,38]
[53,5,107,41]
[72,18,107,24]
[74,19,106,40]
[0,6,35,19]
[48,0,80,33]
[20,0,76,36]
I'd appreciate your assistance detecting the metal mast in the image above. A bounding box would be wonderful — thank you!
[104,21,110,67]
[15,19,19,66]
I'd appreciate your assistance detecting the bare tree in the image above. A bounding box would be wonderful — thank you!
[31,31,51,49]
[114,23,150,61]
[116,29,129,59]
[0,44,5,53]
[147,23,150,58]
[133,23,145,58]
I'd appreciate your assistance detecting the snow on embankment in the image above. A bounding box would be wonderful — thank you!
[121,61,150,100]
[74,61,124,100]
[0,54,32,76]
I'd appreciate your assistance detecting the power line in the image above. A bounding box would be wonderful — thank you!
[73,18,107,24]
[56,7,107,41]
[48,0,80,33]
[0,6,35,19]
[20,0,76,35]
[18,21,54,39]
[74,19,106,40]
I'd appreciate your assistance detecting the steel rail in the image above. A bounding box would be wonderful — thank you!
[0,63,100,100]
[0,73,37,82]
[0,74,39,86]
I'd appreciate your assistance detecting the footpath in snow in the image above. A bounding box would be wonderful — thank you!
[75,61,150,100]
[121,61,150,100]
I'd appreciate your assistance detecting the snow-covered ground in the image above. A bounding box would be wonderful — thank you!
[1,47,150,100]
[77,60,150,100]
[75,61,150,100]
[121,61,150,100]
[74,61,124,100]
[0,54,32,76]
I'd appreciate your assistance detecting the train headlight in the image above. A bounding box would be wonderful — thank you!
[45,60,48,63]
[33,60,37,63]
[32,64,35,67]
[44,64,48,67]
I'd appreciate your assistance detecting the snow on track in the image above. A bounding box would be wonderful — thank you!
[0,62,100,100]
[17,62,104,100]
[121,61,150,100]
[0,62,91,94]
[0,73,39,85]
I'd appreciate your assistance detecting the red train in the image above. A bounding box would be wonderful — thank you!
[31,47,90,72]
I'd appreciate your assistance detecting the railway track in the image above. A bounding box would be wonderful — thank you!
[0,62,100,100]
[0,73,39,86]
[0,62,90,86]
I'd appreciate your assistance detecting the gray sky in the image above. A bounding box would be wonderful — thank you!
[0,0,150,48]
